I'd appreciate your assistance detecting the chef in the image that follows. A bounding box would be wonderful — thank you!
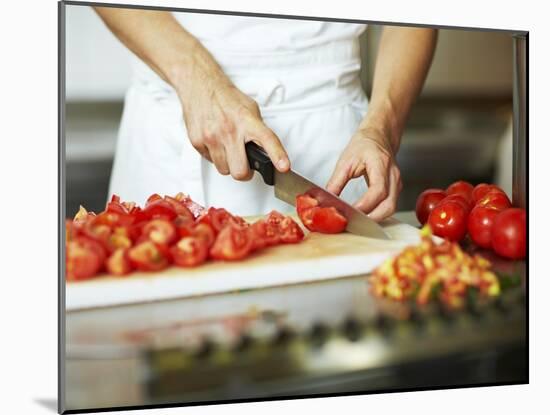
[96,7,437,220]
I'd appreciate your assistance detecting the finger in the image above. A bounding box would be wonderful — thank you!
[225,139,253,181]
[326,159,352,196]
[206,142,230,175]
[353,157,390,214]
[366,166,402,222]
[246,120,290,172]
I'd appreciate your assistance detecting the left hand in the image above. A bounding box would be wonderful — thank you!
[326,127,402,222]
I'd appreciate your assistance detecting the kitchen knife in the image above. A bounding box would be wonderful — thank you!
[245,142,390,239]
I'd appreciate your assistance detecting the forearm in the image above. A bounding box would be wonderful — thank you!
[361,27,437,152]
[93,7,231,95]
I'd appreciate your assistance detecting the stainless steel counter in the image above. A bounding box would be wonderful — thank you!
[64,212,526,412]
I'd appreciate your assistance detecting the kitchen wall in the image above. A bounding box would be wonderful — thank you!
[65,5,514,216]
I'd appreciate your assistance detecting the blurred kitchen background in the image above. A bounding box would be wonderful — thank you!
[65,5,513,217]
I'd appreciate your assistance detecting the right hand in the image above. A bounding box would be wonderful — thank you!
[175,64,290,180]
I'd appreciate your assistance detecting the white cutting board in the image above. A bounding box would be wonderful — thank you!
[66,217,421,310]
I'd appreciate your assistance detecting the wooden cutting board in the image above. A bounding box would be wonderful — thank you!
[66,217,422,310]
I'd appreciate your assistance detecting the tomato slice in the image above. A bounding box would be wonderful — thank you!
[106,248,133,276]
[141,219,177,246]
[164,195,195,221]
[250,219,280,250]
[128,240,171,272]
[210,224,253,260]
[142,199,178,221]
[66,236,104,281]
[107,227,133,252]
[106,194,130,216]
[174,192,206,218]
[146,193,163,205]
[170,236,209,267]
[296,194,319,216]
[309,207,348,233]
[296,194,347,234]
[278,216,305,243]
[207,207,236,233]
[91,211,134,228]
[191,223,216,247]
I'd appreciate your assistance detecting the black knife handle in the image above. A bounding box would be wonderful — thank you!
[245,142,275,186]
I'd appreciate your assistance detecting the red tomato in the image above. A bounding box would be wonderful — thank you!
[146,193,163,205]
[415,188,447,225]
[446,180,474,202]
[170,236,209,267]
[204,207,235,233]
[309,207,348,234]
[443,194,473,212]
[107,227,133,253]
[491,208,526,260]
[250,219,280,250]
[210,224,253,260]
[66,237,104,281]
[427,200,468,242]
[141,219,177,246]
[278,216,305,244]
[91,211,134,228]
[164,195,194,221]
[472,183,505,203]
[128,240,170,271]
[467,205,500,249]
[296,195,347,234]
[191,223,216,247]
[296,194,319,216]
[106,248,133,276]
[173,192,206,218]
[477,191,512,211]
[142,199,178,221]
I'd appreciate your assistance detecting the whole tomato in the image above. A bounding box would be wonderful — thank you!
[491,208,526,260]
[472,183,505,203]
[477,191,511,211]
[467,205,500,249]
[442,194,473,212]
[415,189,447,225]
[446,180,474,202]
[428,200,469,242]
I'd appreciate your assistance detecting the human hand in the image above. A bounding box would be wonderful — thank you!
[175,64,290,180]
[326,127,402,221]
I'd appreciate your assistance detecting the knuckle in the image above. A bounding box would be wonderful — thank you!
[231,168,250,181]
[202,131,217,146]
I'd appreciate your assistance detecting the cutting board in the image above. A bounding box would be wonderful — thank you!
[66,217,422,310]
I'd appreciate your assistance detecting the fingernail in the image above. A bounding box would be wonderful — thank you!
[277,159,289,170]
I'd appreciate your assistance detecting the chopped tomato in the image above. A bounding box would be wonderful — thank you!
[250,219,279,250]
[91,211,134,228]
[106,249,133,276]
[81,223,112,252]
[296,194,319,216]
[66,237,104,281]
[279,216,305,244]
[107,227,133,252]
[210,224,253,261]
[142,199,178,221]
[164,195,195,221]
[170,236,209,267]
[309,207,347,234]
[106,194,131,216]
[73,205,95,224]
[128,240,170,272]
[191,223,216,247]
[141,219,177,246]
[146,193,163,205]
[207,207,235,233]
[296,194,347,234]
[174,192,206,218]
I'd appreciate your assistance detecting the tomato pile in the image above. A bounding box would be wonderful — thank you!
[369,226,501,309]
[416,181,526,260]
[66,193,305,282]
[296,194,348,233]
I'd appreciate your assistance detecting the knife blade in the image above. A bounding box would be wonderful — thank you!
[245,142,390,239]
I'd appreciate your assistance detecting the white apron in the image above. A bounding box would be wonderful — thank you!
[109,14,368,216]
